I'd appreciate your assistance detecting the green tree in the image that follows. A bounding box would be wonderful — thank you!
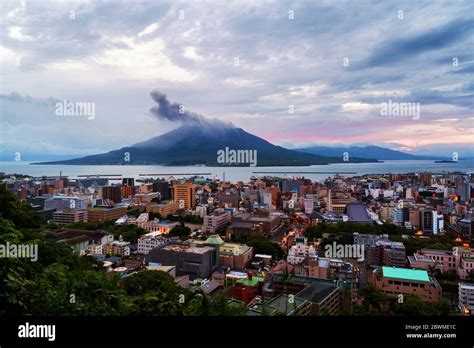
[169,225,192,240]
[246,235,283,259]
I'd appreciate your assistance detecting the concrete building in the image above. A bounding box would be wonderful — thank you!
[101,185,122,204]
[407,253,437,270]
[372,266,442,303]
[230,211,281,240]
[247,294,311,316]
[307,258,354,282]
[49,228,114,255]
[145,242,219,279]
[232,272,264,304]
[172,182,196,209]
[346,202,371,223]
[203,209,231,234]
[137,231,171,254]
[354,233,406,267]
[45,196,86,211]
[219,242,253,270]
[458,283,474,315]
[418,249,457,273]
[142,220,179,234]
[287,239,317,265]
[216,191,240,208]
[104,240,131,257]
[295,282,341,315]
[53,209,88,224]
[87,206,128,222]
[146,201,180,216]
[134,192,159,204]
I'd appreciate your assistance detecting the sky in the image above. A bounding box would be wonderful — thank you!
[0,0,473,161]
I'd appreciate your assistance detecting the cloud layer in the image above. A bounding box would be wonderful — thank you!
[1,0,473,160]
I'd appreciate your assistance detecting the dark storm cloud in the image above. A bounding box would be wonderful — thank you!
[361,17,474,68]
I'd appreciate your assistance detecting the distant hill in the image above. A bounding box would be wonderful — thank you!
[36,124,378,166]
[295,145,447,161]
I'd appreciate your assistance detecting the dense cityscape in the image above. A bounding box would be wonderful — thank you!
[1,170,473,317]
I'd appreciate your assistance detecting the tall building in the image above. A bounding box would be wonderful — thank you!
[101,185,122,204]
[153,180,171,200]
[172,182,196,209]
[122,178,135,187]
[420,209,444,234]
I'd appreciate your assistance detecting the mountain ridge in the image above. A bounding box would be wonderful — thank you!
[295,145,448,161]
[35,124,379,166]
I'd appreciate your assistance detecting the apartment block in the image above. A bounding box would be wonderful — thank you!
[146,200,180,216]
[203,209,231,234]
[372,266,442,303]
[87,206,128,222]
[53,209,88,224]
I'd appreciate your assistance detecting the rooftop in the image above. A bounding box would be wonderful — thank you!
[382,266,429,283]
[162,244,214,254]
[205,234,225,245]
[296,282,339,304]
[145,220,178,226]
[236,276,264,287]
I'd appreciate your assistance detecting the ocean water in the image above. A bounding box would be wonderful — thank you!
[1,160,473,183]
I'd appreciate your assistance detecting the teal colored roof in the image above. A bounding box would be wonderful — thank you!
[382,267,429,282]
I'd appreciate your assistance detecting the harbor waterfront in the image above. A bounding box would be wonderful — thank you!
[1,160,473,182]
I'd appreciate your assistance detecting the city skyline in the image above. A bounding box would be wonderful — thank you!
[1,0,473,161]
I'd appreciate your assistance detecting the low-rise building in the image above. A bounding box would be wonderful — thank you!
[219,242,253,270]
[232,272,264,304]
[53,209,88,224]
[295,282,341,315]
[203,209,231,234]
[49,228,114,255]
[287,238,317,265]
[372,266,442,303]
[146,201,180,216]
[142,220,179,234]
[88,206,128,222]
[138,231,170,255]
[145,242,219,278]
[247,294,311,316]
[104,240,131,257]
